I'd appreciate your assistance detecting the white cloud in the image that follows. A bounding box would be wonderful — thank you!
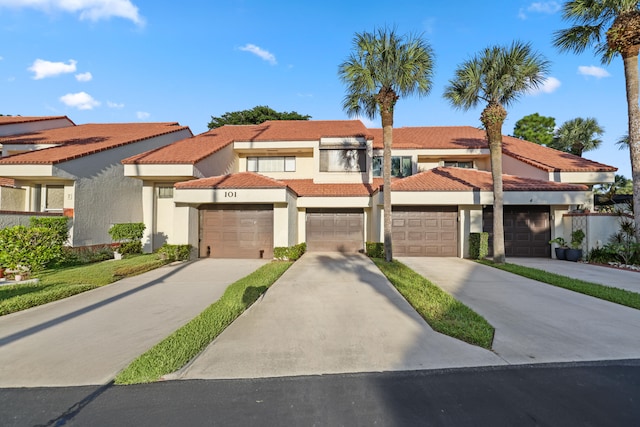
[518,1,560,19]
[28,59,77,79]
[239,44,277,65]
[107,101,124,108]
[578,65,611,78]
[0,0,144,26]
[59,91,100,110]
[75,71,92,82]
[136,111,150,119]
[529,76,561,95]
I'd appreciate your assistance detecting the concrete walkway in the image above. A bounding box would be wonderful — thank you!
[507,258,640,294]
[176,253,504,380]
[0,259,267,387]
[399,257,640,365]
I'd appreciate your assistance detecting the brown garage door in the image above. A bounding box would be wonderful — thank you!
[483,206,551,257]
[392,206,458,257]
[306,209,363,252]
[199,205,273,259]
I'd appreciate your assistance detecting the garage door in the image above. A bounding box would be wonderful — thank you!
[199,205,273,259]
[483,206,551,257]
[306,209,363,252]
[392,206,458,257]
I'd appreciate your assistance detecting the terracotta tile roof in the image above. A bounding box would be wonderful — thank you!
[391,167,589,192]
[175,172,287,189]
[370,125,616,172]
[501,135,616,172]
[0,116,74,125]
[0,123,191,165]
[282,179,382,197]
[123,120,372,165]
[0,177,15,187]
[370,126,487,149]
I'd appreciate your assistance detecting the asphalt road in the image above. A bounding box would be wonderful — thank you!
[2,360,639,426]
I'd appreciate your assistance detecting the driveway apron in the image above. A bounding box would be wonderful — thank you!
[0,259,267,387]
[176,253,503,380]
[399,257,640,365]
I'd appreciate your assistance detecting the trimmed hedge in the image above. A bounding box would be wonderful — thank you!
[29,216,69,245]
[365,242,384,258]
[469,232,489,260]
[157,244,193,261]
[273,243,306,260]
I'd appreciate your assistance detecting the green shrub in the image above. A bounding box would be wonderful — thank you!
[29,216,69,245]
[365,242,384,258]
[157,244,193,261]
[469,232,489,259]
[587,246,618,264]
[273,243,306,260]
[109,223,146,255]
[0,225,65,273]
[59,245,114,266]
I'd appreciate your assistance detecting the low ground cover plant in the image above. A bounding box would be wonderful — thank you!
[373,259,494,349]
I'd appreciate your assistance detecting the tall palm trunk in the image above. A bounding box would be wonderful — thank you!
[482,102,507,263]
[381,111,394,262]
[622,49,640,241]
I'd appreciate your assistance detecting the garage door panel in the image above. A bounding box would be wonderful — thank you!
[483,206,550,258]
[392,207,458,257]
[306,210,363,252]
[200,205,273,259]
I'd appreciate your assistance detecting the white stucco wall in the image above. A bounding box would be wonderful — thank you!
[194,144,236,177]
[286,191,298,246]
[54,130,190,247]
[273,203,289,248]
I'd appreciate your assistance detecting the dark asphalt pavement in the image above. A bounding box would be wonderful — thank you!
[2,360,639,426]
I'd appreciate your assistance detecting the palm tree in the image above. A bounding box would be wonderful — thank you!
[444,42,550,263]
[339,28,435,262]
[554,0,640,241]
[550,117,604,156]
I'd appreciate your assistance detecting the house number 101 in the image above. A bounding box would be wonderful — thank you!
[224,191,237,198]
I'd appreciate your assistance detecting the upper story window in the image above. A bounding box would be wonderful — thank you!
[443,160,474,169]
[320,149,366,172]
[247,156,296,172]
[373,156,412,178]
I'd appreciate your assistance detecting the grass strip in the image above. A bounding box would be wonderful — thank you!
[114,261,293,385]
[373,259,494,349]
[478,260,640,310]
[0,255,168,316]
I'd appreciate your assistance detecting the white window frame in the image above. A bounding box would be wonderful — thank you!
[247,156,296,172]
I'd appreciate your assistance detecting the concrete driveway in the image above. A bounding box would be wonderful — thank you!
[175,253,504,380]
[0,259,267,387]
[507,258,640,294]
[399,257,640,365]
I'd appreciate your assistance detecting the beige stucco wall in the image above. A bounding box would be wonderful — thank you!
[273,203,289,248]
[459,205,483,258]
[0,212,33,228]
[286,191,298,246]
[174,187,288,204]
[502,155,549,181]
[555,171,616,186]
[194,144,236,178]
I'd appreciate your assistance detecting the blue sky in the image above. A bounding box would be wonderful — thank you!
[0,0,633,177]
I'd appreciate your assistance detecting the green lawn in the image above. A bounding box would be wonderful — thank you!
[478,260,640,310]
[0,255,168,316]
[115,260,292,385]
[373,259,495,349]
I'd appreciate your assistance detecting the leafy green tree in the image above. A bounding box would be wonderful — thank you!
[596,173,634,197]
[513,113,556,145]
[444,41,550,263]
[554,0,640,241]
[339,27,435,262]
[207,105,311,129]
[549,117,604,156]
